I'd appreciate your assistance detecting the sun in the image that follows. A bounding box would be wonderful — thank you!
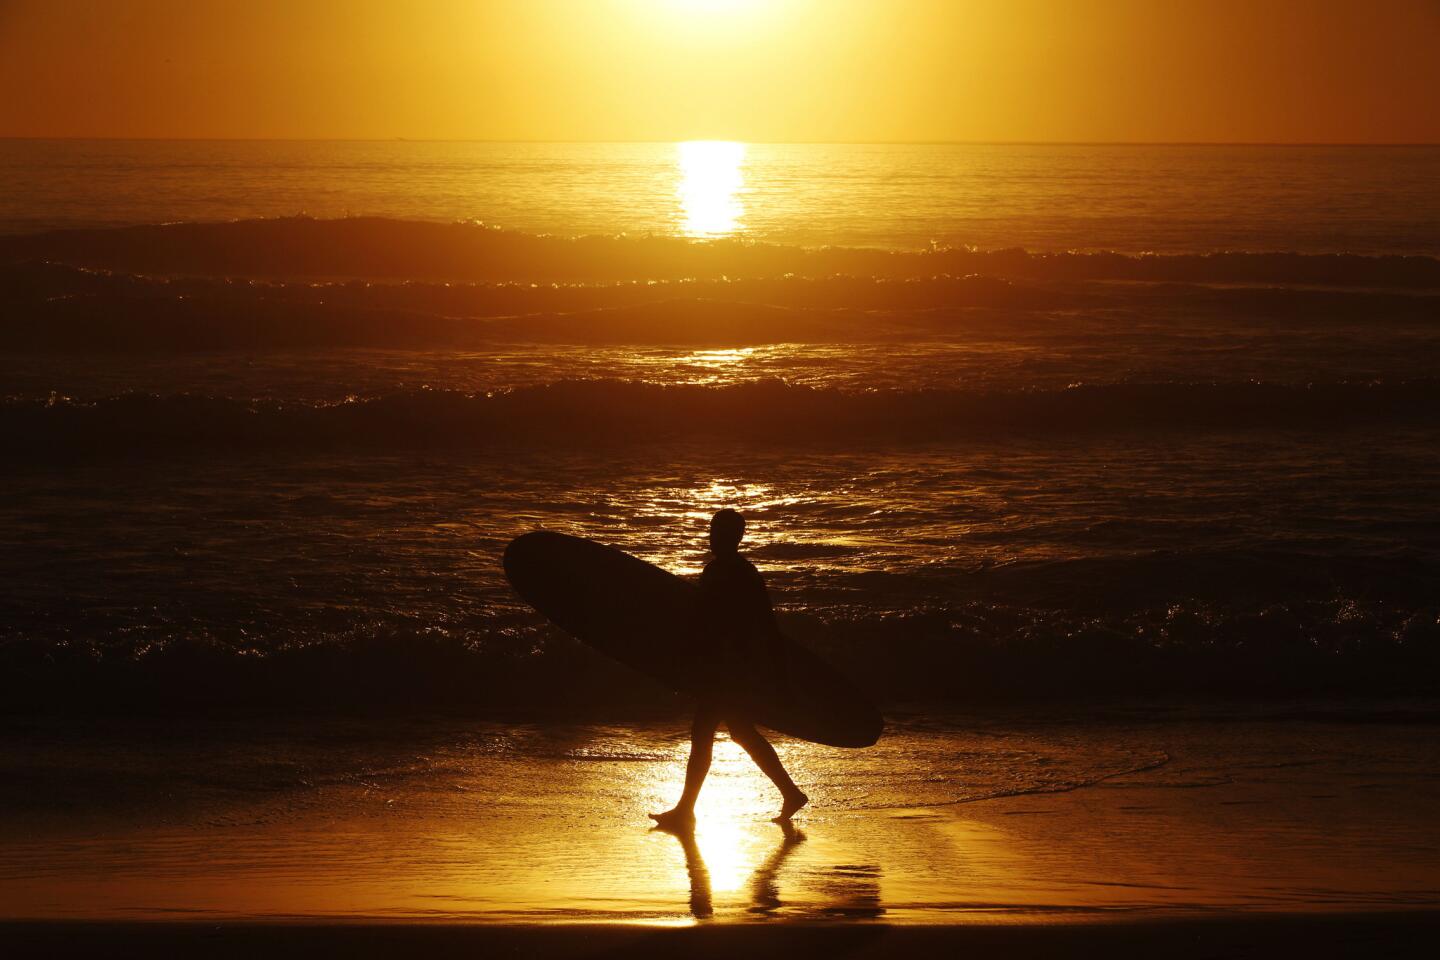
[669,0,762,9]
[655,0,769,21]
[638,0,784,50]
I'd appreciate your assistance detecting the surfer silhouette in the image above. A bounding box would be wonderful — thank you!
[651,509,809,829]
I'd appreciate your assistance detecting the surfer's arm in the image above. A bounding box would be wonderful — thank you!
[754,576,789,691]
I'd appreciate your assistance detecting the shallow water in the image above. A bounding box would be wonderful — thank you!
[3,425,1438,710]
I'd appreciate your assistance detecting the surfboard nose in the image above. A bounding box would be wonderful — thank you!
[503,529,571,567]
[503,530,591,607]
[502,531,541,572]
[503,531,556,589]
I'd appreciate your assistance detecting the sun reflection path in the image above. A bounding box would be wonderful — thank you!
[634,479,811,575]
[677,140,746,238]
[688,739,767,892]
[644,735,816,920]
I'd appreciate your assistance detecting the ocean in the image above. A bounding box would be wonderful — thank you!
[4,139,1440,252]
[4,137,1440,928]
[1,139,1439,715]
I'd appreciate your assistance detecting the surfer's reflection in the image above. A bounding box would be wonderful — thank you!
[748,819,806,916]
[664,823,715,919]
[653,821,884,920]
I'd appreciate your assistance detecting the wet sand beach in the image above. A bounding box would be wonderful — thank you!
[2,708,1436,937]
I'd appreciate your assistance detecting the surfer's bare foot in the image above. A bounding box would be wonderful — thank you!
[649,808,696,832]
[773,790,808,822]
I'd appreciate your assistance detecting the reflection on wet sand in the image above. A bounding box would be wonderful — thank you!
[655,820,884,922]
[748,821,805,917]
[661,824,714,919]
[1,717,1437,923]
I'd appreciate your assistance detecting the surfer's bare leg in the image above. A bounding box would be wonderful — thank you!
[651,704,721,829]
[726,717,808,821]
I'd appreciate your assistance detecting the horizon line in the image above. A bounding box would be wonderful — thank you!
[2,136,1438,148]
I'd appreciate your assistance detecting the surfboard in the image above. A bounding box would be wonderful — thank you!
[503,531,882,748]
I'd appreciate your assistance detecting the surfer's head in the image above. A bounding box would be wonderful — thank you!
[709,509,745,556]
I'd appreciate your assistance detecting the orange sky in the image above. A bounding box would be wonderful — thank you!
[1,0,1437,143]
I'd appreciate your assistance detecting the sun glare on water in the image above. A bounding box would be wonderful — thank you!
[677,140,746,238]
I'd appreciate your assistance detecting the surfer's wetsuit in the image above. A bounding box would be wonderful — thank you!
[696,552,783,707]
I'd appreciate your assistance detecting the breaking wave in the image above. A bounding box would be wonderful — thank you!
[6,378,1440,451]
[4,216,1440,286]
[4,217,1439,717]
[3,563,1437,715]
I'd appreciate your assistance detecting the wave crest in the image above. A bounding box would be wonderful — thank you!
[5,217,1439,286]
[7,379,1440,451]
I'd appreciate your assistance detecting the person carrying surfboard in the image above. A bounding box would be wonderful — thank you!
[651,509,809,829]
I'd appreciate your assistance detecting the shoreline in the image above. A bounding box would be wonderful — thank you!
[6,914,1440,959]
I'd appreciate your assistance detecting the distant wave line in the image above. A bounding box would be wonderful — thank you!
[6,379,1440,451]
[4,217,1439,287]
